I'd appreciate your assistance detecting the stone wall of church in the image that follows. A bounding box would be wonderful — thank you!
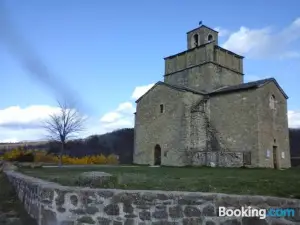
[214,46,243,73]
[187,26,219,48]
[192,152,244,167]
[164,44,208,75]
[256,82,291,168]
[164,62,243,93]
[208,63,243,90]
[134,85,202,166]
[208,89,260,167]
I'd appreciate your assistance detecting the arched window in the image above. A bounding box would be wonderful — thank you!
[193,34,199,47]
[269,95,276,110]
[207,34,213,42]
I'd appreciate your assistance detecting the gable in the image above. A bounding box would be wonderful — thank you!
[135,81,205,103]
[258,81,288,101]
[208,78,288,99]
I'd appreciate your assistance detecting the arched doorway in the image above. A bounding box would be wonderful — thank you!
[154,144,161,165]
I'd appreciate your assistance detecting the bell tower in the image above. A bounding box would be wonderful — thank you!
[187,24,219,49]
[164,23,244,92]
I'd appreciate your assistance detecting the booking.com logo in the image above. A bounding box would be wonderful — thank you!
[219,206,296,219]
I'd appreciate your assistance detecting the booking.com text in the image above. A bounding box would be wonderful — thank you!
[219,206,296,219]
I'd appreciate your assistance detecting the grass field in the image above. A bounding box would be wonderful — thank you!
[0,174,37,225]
[20,166,300,199]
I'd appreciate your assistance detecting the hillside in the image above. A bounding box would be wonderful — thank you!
[46,128,134,164]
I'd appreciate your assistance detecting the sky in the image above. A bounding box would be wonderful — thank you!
[0,0,299,142]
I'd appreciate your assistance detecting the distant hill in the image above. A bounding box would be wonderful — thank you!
[1,128,299,166]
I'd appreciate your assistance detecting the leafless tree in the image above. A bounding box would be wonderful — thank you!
[43,100,86,166]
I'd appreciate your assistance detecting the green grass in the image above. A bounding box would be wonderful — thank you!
[0,174,37,225]
[20,166,300,199]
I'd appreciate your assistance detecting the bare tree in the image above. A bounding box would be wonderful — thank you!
[43,100,86,166]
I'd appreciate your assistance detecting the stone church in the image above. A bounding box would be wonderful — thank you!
[133,24,291,169]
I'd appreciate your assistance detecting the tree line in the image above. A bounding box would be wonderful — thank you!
[1,128,299,166]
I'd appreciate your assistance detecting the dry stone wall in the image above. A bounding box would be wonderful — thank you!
[4,170,300,225]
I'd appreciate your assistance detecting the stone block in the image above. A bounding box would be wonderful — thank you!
[124,219,135,225]
[139,210,151,221]
[104,204,120,216]
[97,217,111,225]
[183,206,201,217]
[77,171,116,188]
[169,206,183,218]
[85,206,99,214]
[41,208,57,225]
[152,221,179,225]
[152,210,168,219]
[182,218,203,225]
[241,217,268,225]
[123,203,134,213]
[55,190,67,206]
[205,221,216,225]
[220,219,241,225]
[60,221,75,225]
[77,216,96,224]
[202,204,216,216]
[69,195,78,206]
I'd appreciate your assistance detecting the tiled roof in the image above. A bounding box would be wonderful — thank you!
[135,81,207,103]
[135,78,288,104]
[208,78,288,99]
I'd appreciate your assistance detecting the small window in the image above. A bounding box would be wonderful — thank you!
[160,104,164,113]
[269,95,276,110]
[208,34,213,42]
[193,34,199,47]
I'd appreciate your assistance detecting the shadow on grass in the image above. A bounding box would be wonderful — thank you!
[0,174,37,225]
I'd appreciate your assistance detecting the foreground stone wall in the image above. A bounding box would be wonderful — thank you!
[5,170,300,225]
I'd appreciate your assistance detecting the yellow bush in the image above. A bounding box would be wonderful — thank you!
[1,148,119,165]
[2,148,24,161]
[34,151,57,163]
[107,154,119,164]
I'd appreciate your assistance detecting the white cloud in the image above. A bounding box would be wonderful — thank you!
[116,102,135,114]
[99,84,156,134]
[0,105,59,126]
[214,27,230,37]
[222,17,300,59]
[100,112,122,123]
[131,83,155,100]
[99,101,135,133]
[0,105,66,142]
[288,110,300,128]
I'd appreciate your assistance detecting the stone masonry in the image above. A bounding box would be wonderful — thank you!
[134,23,291,169]
[5,170,300,225]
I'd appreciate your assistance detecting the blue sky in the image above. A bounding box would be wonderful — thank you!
[0,0,299,142]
